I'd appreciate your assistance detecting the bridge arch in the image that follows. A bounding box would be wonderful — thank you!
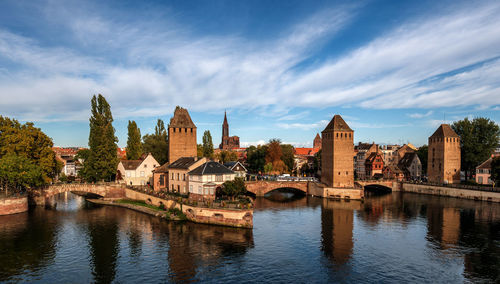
[245,181,308,197]
[29,183,126,206]
[355,180,397,194]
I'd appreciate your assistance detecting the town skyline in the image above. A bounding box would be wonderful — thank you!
[1,0,500,147]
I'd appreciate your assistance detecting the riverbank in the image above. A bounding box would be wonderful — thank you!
[0,195,28,215]
[87,198,186,221]
[401,183,500,203]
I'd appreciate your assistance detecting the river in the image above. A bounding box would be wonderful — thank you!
[0,191,499,283]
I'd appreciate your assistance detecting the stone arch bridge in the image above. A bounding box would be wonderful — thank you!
[245,181,309,196]
[355,180,399,192]
[30,183,126,206]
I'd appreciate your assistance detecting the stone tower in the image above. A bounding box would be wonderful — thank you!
[168,106,197,163]
[222,111,229,138]
[313,133,322,149]
[427,124,461,184]
[219,111,240,150]
[321,115,354,188]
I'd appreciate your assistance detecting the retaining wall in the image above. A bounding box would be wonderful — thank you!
[401,183,500,203]
[0,196,29,215]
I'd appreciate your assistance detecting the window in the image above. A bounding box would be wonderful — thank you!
[190,175,193,181]
[216,175,223,182]
[190,185,193,192]
[140,171,145,177]
[160,175,165,186]
[173,128,176,133]
[191,128,193,133]
[126,172,131,177]
[177,185,180,192]
[144,164,147,168]
[183,174,186,181]
[171,184,174,191]
[172,173,174,179]
[198,186,202,194]
[183,186,186,192]
[208,175,213,182]
[177,173,180,180]
[185,128,187,132]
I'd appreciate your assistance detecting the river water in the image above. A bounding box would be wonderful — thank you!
[0,192,499,283]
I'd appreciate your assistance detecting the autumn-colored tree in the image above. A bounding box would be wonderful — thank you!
[215,150,238,163]
[265,139,287,174]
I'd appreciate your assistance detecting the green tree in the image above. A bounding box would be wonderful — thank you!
[280,144,295,173]
[222,177,247,200]
[82,94,118,182]
[246,145,268,173]
[202,130,214,158]
[126,120,142,160]
[264,162,273,174]
[197,144,203,158]
[142,119,168,165]
[0,116,60,184]
[0,153,43,193]
[452,117,500,180]
[491,157,500,186]
[416,145,428,175]
[215,150,238,163]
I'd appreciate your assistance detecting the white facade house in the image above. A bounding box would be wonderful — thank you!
[117,153,159,186]
[188,161,236,201]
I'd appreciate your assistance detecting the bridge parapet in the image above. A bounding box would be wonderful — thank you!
[355,180,399,191]
[30,183,126,206]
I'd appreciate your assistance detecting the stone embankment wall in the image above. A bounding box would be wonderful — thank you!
[182,205,253,228]
[308,182,364,200]
[402,183,500,203]
[0,196,28,215]
[125,188,253,228]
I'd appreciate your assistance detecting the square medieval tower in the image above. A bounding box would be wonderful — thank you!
[321,115,354,188]
[427,124,461,184]
[168,106,197,163]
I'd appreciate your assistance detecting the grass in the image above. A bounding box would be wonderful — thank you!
[115,199,163,211]
[115,199,187,220]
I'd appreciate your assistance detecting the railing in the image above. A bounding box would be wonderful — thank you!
[403,180,500,193]
[0,191,27,198]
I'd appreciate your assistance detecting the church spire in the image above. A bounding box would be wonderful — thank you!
[222,110,229,138]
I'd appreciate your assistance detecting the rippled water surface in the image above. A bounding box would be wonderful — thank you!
[0,192,499,283]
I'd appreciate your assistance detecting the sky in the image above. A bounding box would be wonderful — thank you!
[0,0,499,148]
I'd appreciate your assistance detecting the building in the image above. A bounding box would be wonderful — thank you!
[167,157,207,194]
[152,163,169,192]
[220,111,240,150]
[188,161,236,201]
[398,152,422,180]
[427,124,461,184]
[395,144,416,164]
[383,165,404,181]
[380,144,399,165]
[476,157,494,185]
[224,161,247,178]
[313,133,322,149]
[53,147,80,177]
[354,143,379,180]
[168,106,197,164]
[117,153,159,186]
[365,152,384,179]
[321,115,354,188]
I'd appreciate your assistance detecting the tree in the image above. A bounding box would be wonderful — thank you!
[202,130,214,158]
[82,94,118,182]
[0,116,60,185]
[280,144,295,173]
[416,145,428,175]
[142,119,168,165]
[126,120,142,160]
[266,139,287,174]
[197,144,203,158]
[452,117,500,180]
[246,145,268,173]
[0,153,43,193]
[264,163,273,174]
[215,150,238,163]
[491,157,500,185]
[222,177,247,200]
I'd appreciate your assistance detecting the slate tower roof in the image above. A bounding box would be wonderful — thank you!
[169,106,196,128]
[430,124,459,138]
[322,115,353,132]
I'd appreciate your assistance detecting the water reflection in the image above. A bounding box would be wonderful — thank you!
[0,192,498,282]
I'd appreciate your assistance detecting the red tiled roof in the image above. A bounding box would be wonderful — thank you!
[295,148,314,156]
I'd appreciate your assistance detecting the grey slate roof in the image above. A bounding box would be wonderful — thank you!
[223,161,247,172]
[168,157,200,169]
[189,161,234,175]
[322,115,353,132]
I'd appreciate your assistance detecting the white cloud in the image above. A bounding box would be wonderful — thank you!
[0,1,499,123]
[276,120,329,130]
[408,111,433,118]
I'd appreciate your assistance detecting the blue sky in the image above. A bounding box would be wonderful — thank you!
[0,0,499,148]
